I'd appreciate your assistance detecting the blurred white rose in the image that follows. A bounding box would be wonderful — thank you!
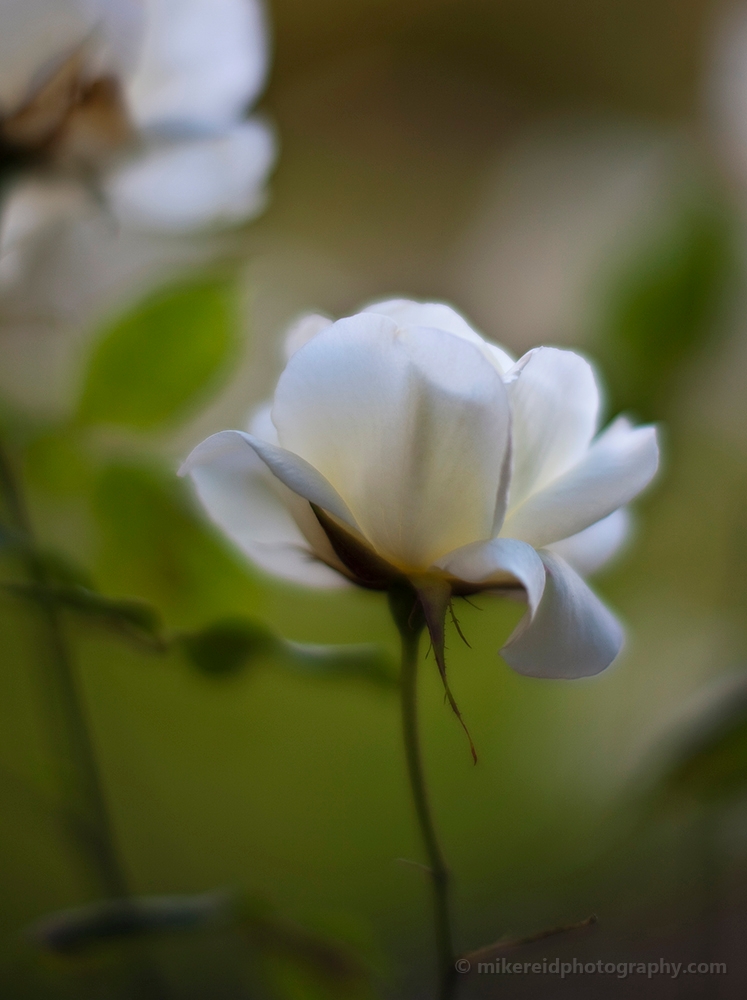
[0,0,275,243]
[181,299,659,680]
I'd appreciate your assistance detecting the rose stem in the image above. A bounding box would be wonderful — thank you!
[389,586,458,1000]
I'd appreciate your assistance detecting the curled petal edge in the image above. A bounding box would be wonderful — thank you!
[177,430,352,588]
[501,550,624,679]
[435,537,545,610]
[181,430,360,534]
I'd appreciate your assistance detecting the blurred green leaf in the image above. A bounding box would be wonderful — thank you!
[178,617,396,687]
[27,891,233,954]
[654,672,747,803]
[77,278,237,430]
[178,618,276,675]
[596,191,733,419]
[27,891,373,999]
[4,553,390,682]
[261,952,372,1000]
[92,462,262,626]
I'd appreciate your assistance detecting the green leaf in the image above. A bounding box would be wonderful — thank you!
[654,673,747,803]
[178,618,277,675]
[178,617,396,687]
[78,278,237,430]
[92,463,262,626]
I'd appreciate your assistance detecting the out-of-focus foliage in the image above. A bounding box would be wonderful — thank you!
[92,462,261,625]
[26,891,376,998]
[78,280,237,431]
[7,573,395,685]
[178,617,277,675]
[652,673,747,804]
[26,892,233,954]
[179,618,395,685]
[594,187,734,419]
[5,582,163,649]
[239,896,377,999]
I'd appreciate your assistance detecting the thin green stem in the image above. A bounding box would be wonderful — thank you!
[0,440,128,898]
[390,589,457,1000]
[0,441,174,998]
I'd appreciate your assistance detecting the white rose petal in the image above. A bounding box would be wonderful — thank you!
[271,312,511,570]
[501,550,625,678]
[505,346,600,509]
[436,537,546,613]
[501,416,658,548]
[363,298,516,374]
[106,118,276,230]
[547,507,632,577]
[1,0,274,242]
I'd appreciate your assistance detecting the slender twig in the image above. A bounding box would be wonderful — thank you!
[390,588,457,1000]
[462,914,598,965]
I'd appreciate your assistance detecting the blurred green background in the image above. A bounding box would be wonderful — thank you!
[3,0,747,997]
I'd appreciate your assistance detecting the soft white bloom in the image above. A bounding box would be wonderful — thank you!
[181,299,659,680]
[0,0,275,235]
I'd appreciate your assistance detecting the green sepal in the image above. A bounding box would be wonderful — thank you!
[411,575,477,763]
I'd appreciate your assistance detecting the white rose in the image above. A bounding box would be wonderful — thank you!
[181,299,659,680]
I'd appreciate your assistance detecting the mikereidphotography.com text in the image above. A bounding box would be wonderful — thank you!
[458,957,728,980]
